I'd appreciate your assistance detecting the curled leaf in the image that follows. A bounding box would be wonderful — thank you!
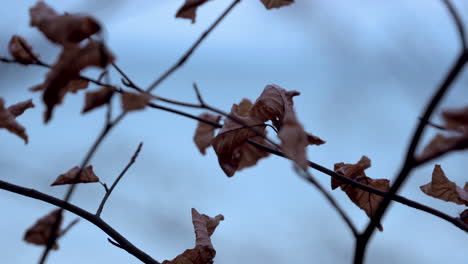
[175,0,209,23]
[8,35,38,64]
[162,208,224,264]
[213,101,269,177]
[38,40,114,122]
[0,98,35,143]
[260,0,294,10]
[30,1,101,46]
[24,209,62,249]
[121,92,150,111]
[82,86,113,113]
[193,112,221,155]
[278,110,309,170]
[417,134,468,164]
[333,156,388,231]
[51,165,99,186]
[250,84,300,126]
[420,165,468,206]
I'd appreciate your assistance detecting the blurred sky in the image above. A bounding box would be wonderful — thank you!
[0,0,468,263]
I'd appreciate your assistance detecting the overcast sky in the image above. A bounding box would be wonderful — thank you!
[0,0,467,263]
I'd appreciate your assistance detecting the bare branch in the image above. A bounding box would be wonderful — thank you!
[58,218,80,238]
[442,0,467,49]
[96,142,143,217]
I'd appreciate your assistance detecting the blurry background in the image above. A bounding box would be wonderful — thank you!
[0,0,467,263]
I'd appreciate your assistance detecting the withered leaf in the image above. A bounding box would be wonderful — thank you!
[420,165,468,206]
[213,101,269,177]
[332,156,371,190]
[250,84,300,127]
[24,209,62,249]
[278,110,309,170]
[0,98,34,144]
[260,0,294,10]
[193,112,221,155]
[162,208,224,264]
[332,156,388,231]
[8,35,38,64]
[66,79,89,94]
[82,86,113,113]
[30,1,101,46]
[175,0,209,24]
[39,40,114,122]
[417,133,468,164]
[441,106,468,132]
[121,92,150,111]
[307,132,326,146]
[51,165,99,186]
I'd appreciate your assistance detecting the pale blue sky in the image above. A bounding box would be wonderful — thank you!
[0,0,467,263]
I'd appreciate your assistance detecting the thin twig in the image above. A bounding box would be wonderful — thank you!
[146,0,242,92]
[0,179,159,264]
[295,166,358,237]
[58,218,80,237]
[353,51,468,264]
[96,142,143,217]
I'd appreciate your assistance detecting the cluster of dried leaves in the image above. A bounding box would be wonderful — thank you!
[193,84,324,177]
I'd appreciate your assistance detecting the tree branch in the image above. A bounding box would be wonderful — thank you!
[96,142,143,217]
[442,0,467,49]
[0,179,160,264]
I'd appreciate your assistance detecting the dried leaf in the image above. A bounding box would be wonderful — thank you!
[8,35,38,64]
[420,165,468,206]
[278,110,309,170]
[193,112,221,155]
[51,165,99,186]
[213,102,268,177]
[24,209,62,249]
[82,86,113,113]
[30,1,101,46]
[0,98,34,143]
[162,208,224,264]
[38,40,114,122]
[307,132,326,146]
[250,84,300,126]
[260,0,294,10]
[332,156,388,231]
[332,156,371,190]
[121,92,150,111]
[66,79,89,93]
[175,0,209,23]
[442,106,468,132]
[418,133,468,163]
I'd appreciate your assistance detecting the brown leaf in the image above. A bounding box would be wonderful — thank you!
[441,106,468,132]
[162,208,224,264]
[66,79,89,93]
[193,112,221,155]
[39,40,114,122]
[51,165,99,186]
[420,165,468,206]
[250,84,300,126]
[418,133,468,163]
[307,132,326,146]
[82,86,113,113]
[8,35,38,64]
[213,101,269,177]
[175,0,209,24]
[121,92,150,111]
[278,110,309,170]
[24,209,62,249]
[0,98,34,143]
[30,1,101,46]
[332,156,371,190]
[332,156,388,231]
[260,0,294,10]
